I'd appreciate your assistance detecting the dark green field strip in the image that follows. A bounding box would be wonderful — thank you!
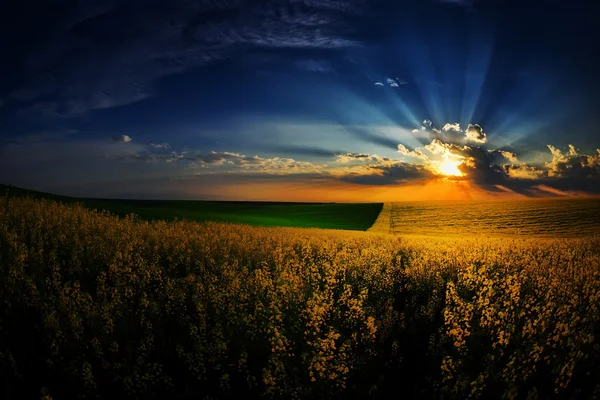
[83,199,383,230]
[1,184,383,231]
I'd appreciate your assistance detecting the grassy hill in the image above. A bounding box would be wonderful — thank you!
[0,184,382,231]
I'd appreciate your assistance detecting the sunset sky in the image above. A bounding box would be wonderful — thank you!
[1,0,599,201]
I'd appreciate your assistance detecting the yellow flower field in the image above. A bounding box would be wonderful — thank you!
[1,196,599,399]
[369,199,600,237]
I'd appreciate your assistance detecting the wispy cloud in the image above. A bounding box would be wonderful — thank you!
[385,77,407,88]
[4,0,368,117]
[336,152,390,163]
[150,143,170,149]
[113,149,326,175]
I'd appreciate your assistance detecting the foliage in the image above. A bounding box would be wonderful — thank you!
[1,196,599,399]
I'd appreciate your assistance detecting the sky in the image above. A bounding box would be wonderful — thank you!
[1,0,599,201]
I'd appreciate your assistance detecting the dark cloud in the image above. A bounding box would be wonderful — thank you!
[418,121,488,145]
[488,149,518,163]
[503,164,544,180]
[336,152,389,163]
[340,162,434,185]
[460,143,600,195]
[1,0,368,117]
[546,145,600,181]
[406,135,600,196]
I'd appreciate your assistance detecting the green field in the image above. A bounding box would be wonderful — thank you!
[370,198,600,237]
[0,184,382,231]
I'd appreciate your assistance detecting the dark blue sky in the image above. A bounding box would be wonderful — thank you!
[1,0,599,200]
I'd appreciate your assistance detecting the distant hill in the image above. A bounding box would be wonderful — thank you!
[0,184,75,202]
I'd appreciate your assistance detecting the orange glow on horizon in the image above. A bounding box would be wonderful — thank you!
[185,178,534,203]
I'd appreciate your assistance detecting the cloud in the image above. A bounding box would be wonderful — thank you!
[442,123,461,132]
[150,143,170,149]
[396,144,410,155]
[332,153,435,186]
[546,144,600,180]
[418,120,492,146]
[113,143,433,186]
[498,150,518,163]
[113,149,325,175]
[487,149,518,163]
[397,144,427,160]
[6,128,600,197]
[428,139,600,195]
[375,78,407,88]
[385,77,406,88]
[112,135,132,143]
[396,122,598,195]
[336,152,389,163]
[5,0,368,117]
[504,164,545,180]
[465,124,487,143]
[397,136,525,190]
[339,162,435,185]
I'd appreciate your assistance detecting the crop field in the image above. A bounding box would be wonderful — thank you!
[369,198,600,237]
[0,185,382,231]
[1,195,600,399]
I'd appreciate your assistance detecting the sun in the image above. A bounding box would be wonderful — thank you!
[438,159,464,177]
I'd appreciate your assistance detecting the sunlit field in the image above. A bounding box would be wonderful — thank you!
[1,195,599,399]
[369,199,600,237]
